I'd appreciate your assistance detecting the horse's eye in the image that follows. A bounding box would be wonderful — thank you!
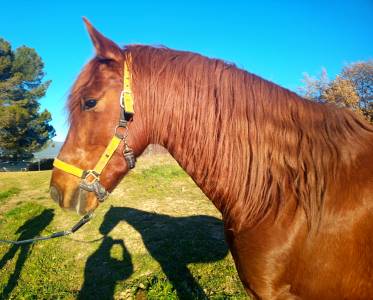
[83,99,97,110]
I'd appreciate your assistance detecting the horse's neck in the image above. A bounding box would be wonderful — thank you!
[158,129,230,213]
[145,61,373,229]
[148,79,260,218]
[146,70,303,224]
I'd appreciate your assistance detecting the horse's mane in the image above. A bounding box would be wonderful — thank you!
[68,44,373,228]
[127,45,373,228]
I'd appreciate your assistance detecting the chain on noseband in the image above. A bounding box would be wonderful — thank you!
[53,54,136,202]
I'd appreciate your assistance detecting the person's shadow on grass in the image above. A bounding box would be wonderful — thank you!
[79,206,228,300]
[0,209,54,299]
[77,215,133,300]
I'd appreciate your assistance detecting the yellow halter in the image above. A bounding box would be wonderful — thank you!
[53,54,135,201]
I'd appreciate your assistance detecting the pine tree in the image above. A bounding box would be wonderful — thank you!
[0,37,55,161]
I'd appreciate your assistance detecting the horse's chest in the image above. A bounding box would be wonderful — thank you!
[224,217,307,299]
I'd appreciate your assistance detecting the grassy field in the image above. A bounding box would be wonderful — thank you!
[0,154,247,299]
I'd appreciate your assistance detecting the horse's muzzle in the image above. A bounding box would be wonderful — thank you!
[50,184,93,215]
[73,188,90,215]
[50,185,62,205]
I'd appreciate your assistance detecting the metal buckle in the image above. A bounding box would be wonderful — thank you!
[80,171,109,202]
[119,90,125,109]
[119,90,131,109]
[82,170,99,184]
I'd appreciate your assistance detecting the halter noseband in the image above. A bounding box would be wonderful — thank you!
[53,54,136,202]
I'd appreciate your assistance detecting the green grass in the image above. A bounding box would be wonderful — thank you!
[0,154,248,299]
[0,187,20,204]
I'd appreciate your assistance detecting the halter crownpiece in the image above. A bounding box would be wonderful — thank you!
[53,53,136,202]
[121,54,134,114]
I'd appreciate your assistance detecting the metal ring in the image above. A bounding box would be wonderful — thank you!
[114,125,129,140]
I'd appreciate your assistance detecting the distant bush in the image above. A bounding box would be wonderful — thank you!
[27,159,54,171]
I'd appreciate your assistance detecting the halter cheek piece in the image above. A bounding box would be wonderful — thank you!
[53,55,136,202]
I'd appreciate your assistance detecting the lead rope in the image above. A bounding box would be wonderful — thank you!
[0,211,94,245]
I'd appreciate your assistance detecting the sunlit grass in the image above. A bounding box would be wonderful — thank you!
[0,187,21,204]
[0,154,248,299]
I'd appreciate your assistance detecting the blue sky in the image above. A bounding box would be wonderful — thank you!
[1,0,372,141]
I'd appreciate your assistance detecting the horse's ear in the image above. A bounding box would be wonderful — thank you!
[83,17,122,62]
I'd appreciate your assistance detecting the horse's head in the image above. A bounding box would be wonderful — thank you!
[50,19,148,214]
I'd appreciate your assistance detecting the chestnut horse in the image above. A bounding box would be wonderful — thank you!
[50,19,373,299]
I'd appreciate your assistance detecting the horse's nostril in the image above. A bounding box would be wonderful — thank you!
[50,185,62,204]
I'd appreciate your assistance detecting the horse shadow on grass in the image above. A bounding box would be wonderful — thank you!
[0,209,54,299]
[79,206,228,300]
